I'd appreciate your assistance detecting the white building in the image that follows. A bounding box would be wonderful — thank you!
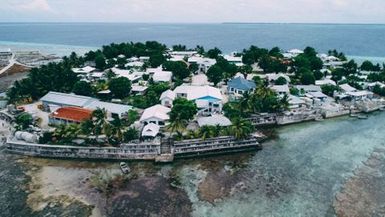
[271,85,290,96]
[174,85,223,116]
[160,90,176,107]
[188,56,216,73]
[72,66,96,74]
[139,104,171,127]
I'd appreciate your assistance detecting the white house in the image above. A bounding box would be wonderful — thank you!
[139,104,171,127]
[340,84,357,93]
[271,85,290,96]
[223,55,243,66]
[72,66,96,74]
[188,56,216,73]
[316,79,336,86]
[197,115,232,127]
[160,90,176,107]
[141,123,160,138]
[153,70,172,83]
[174,85,223,116]
[84,101,133,119]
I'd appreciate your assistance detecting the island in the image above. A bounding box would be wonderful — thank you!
[1,42,385,162]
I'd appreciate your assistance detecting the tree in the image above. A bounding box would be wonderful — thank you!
[206,47,222,59]
[123,127,139,142]
[361,60,381,71]
[169,98,197,123]
[122,110,136,126]
[95,54,106,70]
[109,77,131,99]
[228,118,254,140]
[73,81,93,96]
[314,70,324,80]
[149,53,166,68]
[163,61,190,80]
[321,84,339,97]
[15,113,33,130]
[206,65,224,86]
[301,72,315,85]
[275,76,287,85]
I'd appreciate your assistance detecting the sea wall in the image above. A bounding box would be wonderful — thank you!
[5,136,261,162]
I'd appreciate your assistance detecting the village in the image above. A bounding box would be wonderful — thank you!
[1,42,385,162]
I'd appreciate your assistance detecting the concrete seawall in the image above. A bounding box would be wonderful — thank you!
[5,136,261,162]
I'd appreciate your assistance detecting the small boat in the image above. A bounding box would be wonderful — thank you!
[120,162,130,174]
[357,114,368,119]
[350,113,359,118]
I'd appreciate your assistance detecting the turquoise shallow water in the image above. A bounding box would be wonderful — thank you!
[179,113,385,217]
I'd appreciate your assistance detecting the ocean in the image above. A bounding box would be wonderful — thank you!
[0,23,385,62]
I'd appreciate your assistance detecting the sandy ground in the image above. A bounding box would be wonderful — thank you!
[22,102,50,129]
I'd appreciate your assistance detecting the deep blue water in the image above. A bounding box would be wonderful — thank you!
[0,22,385,58]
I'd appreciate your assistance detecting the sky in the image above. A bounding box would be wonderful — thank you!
[1,0,385,23]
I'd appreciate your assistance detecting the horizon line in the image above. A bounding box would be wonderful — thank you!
[0,21,385,25]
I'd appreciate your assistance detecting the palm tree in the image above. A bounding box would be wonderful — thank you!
[199,126,214,140]
[53,124,81,144]
[168,117,187,137]
[280,93,290,112]
[228,118,254,140]
[92,108,109,137]
[109,117,124,142]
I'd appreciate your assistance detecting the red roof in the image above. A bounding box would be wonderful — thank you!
[50,107,92,122]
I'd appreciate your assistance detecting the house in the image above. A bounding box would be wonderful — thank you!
[160,90,176,107]
[340,84,357,93]
[306,91,328,102]
[141,123,160,138]
[112,68,144,82]
[271,85,290,96]
[40,91,95,111]
[174,85,223,115]
[288,95,307,110]
[227,77,256,95]
[265,73,291,83]
[41,92,134,119]
[139,104,171,127]
[153,70,172,83]
[197,115,232,127]
[125,61,144,68]
[131,85,148,95]
[295,85,322,94]
[188,56,216,73]
[223,55,243,66]
[169,51,197,57]
[49,107,92,125]
[346,91,374,101]
[316,79,336,86]
[84,101,133,119]
[72,66,96,74]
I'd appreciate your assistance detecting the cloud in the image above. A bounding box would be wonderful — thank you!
[0,0,385,23]
[13,0,53,12]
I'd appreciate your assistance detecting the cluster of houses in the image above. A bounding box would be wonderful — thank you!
[13,47,385,143]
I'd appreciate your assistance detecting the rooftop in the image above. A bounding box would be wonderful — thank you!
[228,77,256,91]
[50,107,92,122]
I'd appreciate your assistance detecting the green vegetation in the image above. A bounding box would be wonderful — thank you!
[168,98,198,135]
[7,59,79,104]
[109,77,132,99]
[224,84,289,120]
[163,61,190,80]
[15,112,33,130]
[321,84,340,97]
[72,81,93,96]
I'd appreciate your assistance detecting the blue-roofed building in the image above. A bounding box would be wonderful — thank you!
[227,77,256,95]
